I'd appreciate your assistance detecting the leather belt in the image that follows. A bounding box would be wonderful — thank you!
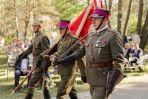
[88,62,113,68]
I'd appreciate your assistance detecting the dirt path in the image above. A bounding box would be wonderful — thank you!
[52,75,148,99]
[111,82,148,99]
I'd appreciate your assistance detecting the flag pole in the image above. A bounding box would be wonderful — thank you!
[75,0,94,37]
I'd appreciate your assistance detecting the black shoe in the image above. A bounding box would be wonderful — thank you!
[138,67,144,72]
[43,89,51,99]
[24,93,33,99]
[81,76,87,83]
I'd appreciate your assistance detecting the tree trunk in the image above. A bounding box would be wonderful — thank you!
[139,10,148,50]
[87,0,90,6]
[14,0,19,39]
[104,0,108,9]
[104,0,112,28]
[117,0,122,33]
[136,0,143,34]
[109,0,113,10]
[123,0,132,37]
[24,0,31,41]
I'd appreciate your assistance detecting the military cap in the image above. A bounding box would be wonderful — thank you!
[32,20,43,26]
[90,7,110,19]
[58,20,70,29]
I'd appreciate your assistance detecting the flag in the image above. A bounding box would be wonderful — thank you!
[69,0,97,38]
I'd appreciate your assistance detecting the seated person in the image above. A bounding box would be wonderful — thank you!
[125,43,143,72]
[14,56,32,87]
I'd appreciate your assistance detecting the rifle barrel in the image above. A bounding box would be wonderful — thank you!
[12,66,36,94]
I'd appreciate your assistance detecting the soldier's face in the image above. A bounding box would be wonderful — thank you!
[92,17,104,29]
[32,25,40,33]
[59,28,67,36]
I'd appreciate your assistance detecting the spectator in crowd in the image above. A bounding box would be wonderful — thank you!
[131,33,141,45]
[125,43,144,72]
[14,55,32,87]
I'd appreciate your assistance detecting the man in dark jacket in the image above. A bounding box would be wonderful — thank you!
[18,20,51,99]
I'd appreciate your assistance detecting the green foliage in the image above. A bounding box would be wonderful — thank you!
[51,0,86,20]
[128,14,137,33]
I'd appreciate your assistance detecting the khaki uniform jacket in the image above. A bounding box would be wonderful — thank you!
[74,28,125,86]
[57,33,80,76]
[21,32,50,66]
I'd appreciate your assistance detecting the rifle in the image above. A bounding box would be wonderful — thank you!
[12,29,71,94]
[58,34,89,59]
[12,66,36,94]
[12,41,59,94]
[105,69,126,98]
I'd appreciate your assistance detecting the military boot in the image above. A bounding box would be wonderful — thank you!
[69,88,78,99]
[138,67,144,72]
[24,93,33,99]
[43,89,51,99]
[69,93,78,99]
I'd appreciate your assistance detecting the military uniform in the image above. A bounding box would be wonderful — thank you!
[56,8,125,99]
[85,28,124,99]
[21,32,51,99]
[56,33,79,99]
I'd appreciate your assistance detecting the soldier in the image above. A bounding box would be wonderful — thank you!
[55,8,125,99]
[18,20,51,99]
[55,20,81,99]
[41,20,83,99]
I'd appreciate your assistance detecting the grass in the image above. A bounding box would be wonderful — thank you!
[0,47,148,99]
[0,51,89,99]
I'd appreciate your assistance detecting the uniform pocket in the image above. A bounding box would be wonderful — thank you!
[95,41,106,54]
[95,41,106,48]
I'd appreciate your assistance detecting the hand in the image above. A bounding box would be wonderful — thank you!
[36,55,43,67]
[43,55,50,59]
[81,76,87,83]
[52,59,60,66]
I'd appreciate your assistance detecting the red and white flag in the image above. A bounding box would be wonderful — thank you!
[69,0,98,38]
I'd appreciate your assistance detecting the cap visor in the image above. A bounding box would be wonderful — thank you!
[90,14,104,18]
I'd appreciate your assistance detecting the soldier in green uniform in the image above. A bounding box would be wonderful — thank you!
[54,20,80,99]
[18,20,51,99]
[55,8,125,99]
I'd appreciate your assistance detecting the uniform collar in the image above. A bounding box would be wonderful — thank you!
[35,32,42,37]
[96,25,109,35]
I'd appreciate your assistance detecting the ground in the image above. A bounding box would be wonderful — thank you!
[51,74,148,99]
[1,49,148,99]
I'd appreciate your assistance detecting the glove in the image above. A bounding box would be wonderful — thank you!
[36,55,43,67]
[53,52,77,65]
[81,76,87,83]
[53,59,64,66]
[41,57,51,69]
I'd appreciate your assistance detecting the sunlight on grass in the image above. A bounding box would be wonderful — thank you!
[0,45,148,99]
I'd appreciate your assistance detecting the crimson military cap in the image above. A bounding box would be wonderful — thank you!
[58,20,70,30]
[90,8,110,19]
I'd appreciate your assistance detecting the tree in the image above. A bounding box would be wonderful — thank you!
[24,0,32,40]
[117,0,122,33]
[123,0,132,37]
[140,10,148,50]
[87,0,90,6]
[136,0,143,34]
[105,0,112,28]
[14,0,19,39]
[51,0,86,20]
